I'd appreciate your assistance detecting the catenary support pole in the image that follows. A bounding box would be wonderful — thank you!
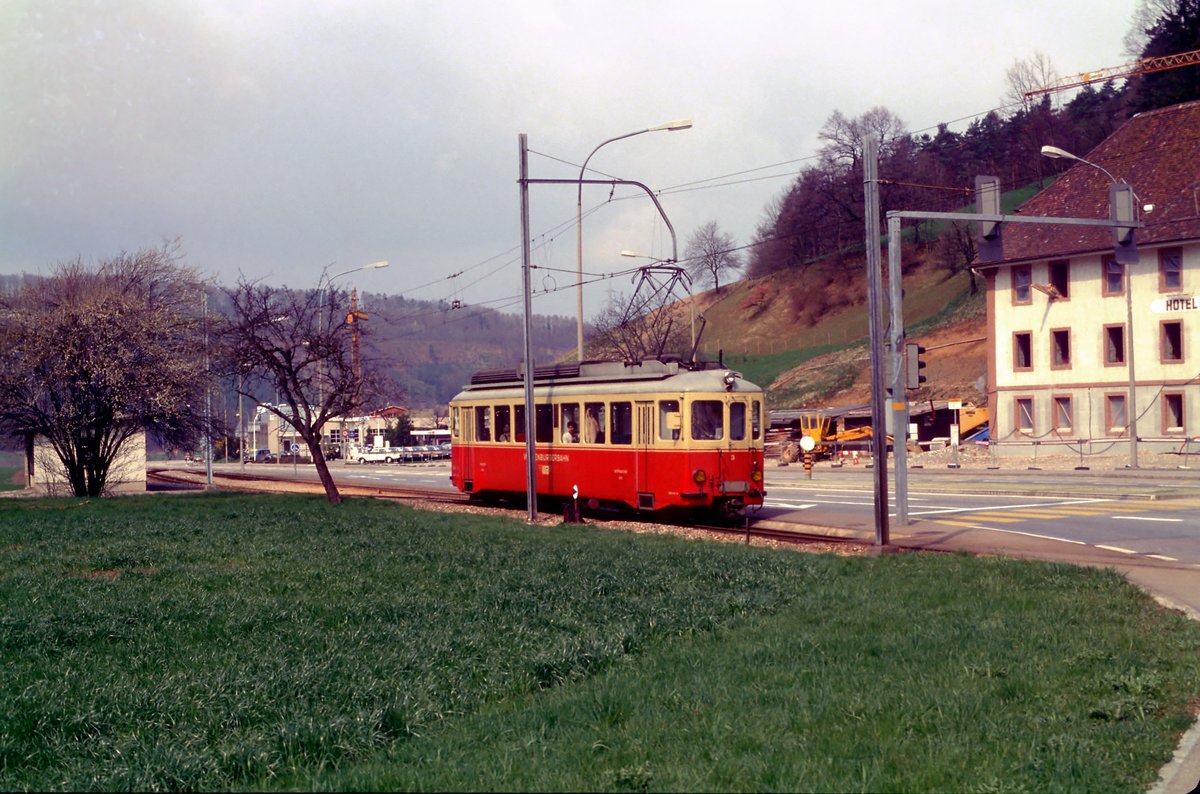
[518,134,538,523]
[863,135,889,546]
[888,214,909,524]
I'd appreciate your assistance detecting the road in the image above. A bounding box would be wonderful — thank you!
[210,459,1200,567]
[765,471,1200,568]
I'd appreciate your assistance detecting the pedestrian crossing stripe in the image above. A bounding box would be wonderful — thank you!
[964,511,1067,520]
[945,514,1023,523]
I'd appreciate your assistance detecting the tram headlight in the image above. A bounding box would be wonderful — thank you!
[722,371,737,391]
[751,469,762,484]
[692,469,707,484]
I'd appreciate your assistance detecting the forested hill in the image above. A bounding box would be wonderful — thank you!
[360,292,576,407]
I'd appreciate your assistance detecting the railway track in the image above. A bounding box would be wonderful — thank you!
[147,468,870,552]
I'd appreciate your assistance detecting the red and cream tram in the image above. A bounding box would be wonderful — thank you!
[449,359,766,517]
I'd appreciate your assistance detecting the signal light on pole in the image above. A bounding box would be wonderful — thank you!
[1110,182,1138,264]
[975,175,1003,262]
[905,343,927,390]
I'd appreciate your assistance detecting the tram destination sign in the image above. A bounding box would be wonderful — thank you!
[1152,295,1199,314]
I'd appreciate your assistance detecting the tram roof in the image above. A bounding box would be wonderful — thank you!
[453,358,762,400]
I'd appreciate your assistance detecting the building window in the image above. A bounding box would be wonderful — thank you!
[1103,256,1124,297]
[1162,320,1184,363]
[1013,331,1033,370]
[1051,328,1071,369]
[1012,265,1032,305]
[1160,247,1183,292]
[1163,392,1185,434]
[1053,395,1073,434]
[1048,260,1070,299]
[1106,394,1128,434]
[1015,398,1035,435]
[1104,324,1126,365]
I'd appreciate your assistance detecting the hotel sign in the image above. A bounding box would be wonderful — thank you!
[1151,295,1199,314]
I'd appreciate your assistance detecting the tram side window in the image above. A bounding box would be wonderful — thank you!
[451,408,460,440]
[730,402,746,441]
[495,405,511,442]
[514,405,526,442]
[692,400,724,440]
[474,406,491,442]
[583,402,605,443]
[659,400,681,441]
[535,405,554,443]
[560,403,580,443]
[752,399,762,440]
[610,402,633,445]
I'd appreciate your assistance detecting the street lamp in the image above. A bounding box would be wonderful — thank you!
[575,120,692,361]
[1040,145,1140,467]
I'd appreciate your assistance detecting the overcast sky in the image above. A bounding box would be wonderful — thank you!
[2,0,1139,323]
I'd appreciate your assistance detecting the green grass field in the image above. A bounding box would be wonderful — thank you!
[2,493,1198,791]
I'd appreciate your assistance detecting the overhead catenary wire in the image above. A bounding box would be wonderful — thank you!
[387,90,1182,337]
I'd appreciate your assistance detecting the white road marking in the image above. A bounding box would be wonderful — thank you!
[910,498,1112,517]
[982,527,1088,544]
[1096,544,1139,554]
[1110,515,1184,523]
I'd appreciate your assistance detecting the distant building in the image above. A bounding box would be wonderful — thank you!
[25,431,147,495]
[978,100,1200,458]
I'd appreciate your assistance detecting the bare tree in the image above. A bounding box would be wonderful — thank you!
[219,277,398,505]
[1124,0,1180,58]
[1004,51,1060,113]
[934,221,980,295]
[818,107,909,167]
[0,244,211,496]
[684,221,742,294]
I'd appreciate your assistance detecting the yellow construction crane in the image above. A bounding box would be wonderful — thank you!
[1024,47,1200,98]
[345,288,368,384]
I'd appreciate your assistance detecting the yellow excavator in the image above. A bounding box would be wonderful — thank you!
[778,404,989,463]
[779,413,883,462]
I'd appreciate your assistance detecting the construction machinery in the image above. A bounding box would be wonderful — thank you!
[1023,47,1200,99]
[777,412,887,463]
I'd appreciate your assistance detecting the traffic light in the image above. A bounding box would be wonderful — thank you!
[1110,182,1138,264]
[975,175,1003,262]
[905,343,927,390]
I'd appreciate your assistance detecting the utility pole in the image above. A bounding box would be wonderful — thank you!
[863,134,889,546]
[519,134,538,523]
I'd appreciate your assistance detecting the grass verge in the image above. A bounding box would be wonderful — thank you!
[2,493,1198,791]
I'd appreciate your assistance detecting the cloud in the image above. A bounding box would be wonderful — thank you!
[1,0,1138,319]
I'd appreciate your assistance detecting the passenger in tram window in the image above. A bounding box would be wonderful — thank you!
[496,405,511,442]
[583,403,603,443]
[562,421,579,443]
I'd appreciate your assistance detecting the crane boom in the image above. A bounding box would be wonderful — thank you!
[1024,47,1200,98]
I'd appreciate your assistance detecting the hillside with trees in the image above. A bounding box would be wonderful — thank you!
[361,293,576,407]
[670,0,1198,410]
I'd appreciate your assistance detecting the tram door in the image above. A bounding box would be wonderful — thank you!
[459,408,475,490]
[635,401,655,508]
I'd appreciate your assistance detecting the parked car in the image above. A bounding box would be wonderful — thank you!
[244,449,274,463]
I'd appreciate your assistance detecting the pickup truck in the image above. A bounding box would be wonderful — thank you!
[348,446,400,464]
